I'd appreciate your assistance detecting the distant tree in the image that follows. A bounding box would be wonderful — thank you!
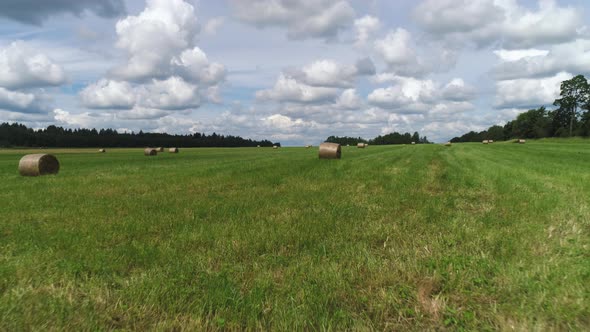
[553,75,590,137]
[580,109,590,137]
[326,132,430,145]
[486,125,504,141]
[509,107,550,139]
[0,123,274,148]
[326,136,367,145]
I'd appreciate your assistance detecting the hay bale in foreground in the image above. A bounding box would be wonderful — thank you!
[169,147,179,153]
[319,142,341,159]
[357,143,365,148]
[99,148,106,153]
[144,148,158,156]
[18,154,59,176]
[518,139,526,144]
[445,142,452,146]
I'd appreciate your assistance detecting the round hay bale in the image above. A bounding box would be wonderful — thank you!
[319,142,341,159]
[18,154,59,176]
[273,145,278,149]
[357,143,365,148]
[518,139,526,144]
[482,140,489,144]
[445,142,452,147]
[257,145,261,148]
[99,148,106,153]
[489,140,494,143]
[144,148,158,156]
[411,142,416,145]
[156,147,164,152]
[169,147,179,153]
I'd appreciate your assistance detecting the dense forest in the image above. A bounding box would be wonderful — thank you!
[0,123,276,148]
[452,75,590,142]
[326,131,430,145]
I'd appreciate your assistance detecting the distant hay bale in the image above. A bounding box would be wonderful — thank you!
[257,145,261,148]
[357,143,365,148]
[144,148,158,156]
[319,142,341,159]
[273,145,278,149]
[411,141,416,145]
[365,143,369,147]
[445,142,452,146]
[305,145,311,149]
[99,148,106,153]
[482,140,489,144]
[18,154,60,176]
[489,140,494,143]
[518,139,526,144]
[346,144,350,146]
[169,147,179,153]
[156,147,164,152]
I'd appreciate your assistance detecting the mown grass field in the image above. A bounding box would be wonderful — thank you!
[1,140,589,330]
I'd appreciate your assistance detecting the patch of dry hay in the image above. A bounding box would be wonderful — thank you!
[318,142,341,159]
[18,154,60,176]
[417,278,444,321]
[144,148,158,156]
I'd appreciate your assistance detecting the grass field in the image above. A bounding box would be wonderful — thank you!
[1,141,589,330]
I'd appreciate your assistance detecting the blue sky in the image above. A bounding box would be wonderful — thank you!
[1,0,589,144]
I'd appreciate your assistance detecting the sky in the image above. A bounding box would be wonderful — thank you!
[0,0,589,145]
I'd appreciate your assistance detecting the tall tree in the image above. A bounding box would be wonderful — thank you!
[553,75,590,137]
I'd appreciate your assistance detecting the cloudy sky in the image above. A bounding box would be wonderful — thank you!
[1,0,589,144]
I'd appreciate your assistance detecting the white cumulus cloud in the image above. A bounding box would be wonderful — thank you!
[354,15,380,45]
[138,76,200,110]
[230,0,355,41]
[80,79,135,109]
[414,0,585,49]
[493,39,590,80]
[79,0,226,118]
[256,74,340,104]
[494,72,572,109]
[0,41,66,90]
[111,0,200,81]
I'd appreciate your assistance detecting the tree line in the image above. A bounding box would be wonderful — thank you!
[0,123,277,148]
[326,131,430,145]
[452,75,590,143]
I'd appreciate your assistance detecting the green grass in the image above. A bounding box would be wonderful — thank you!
[1,142,589,330]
